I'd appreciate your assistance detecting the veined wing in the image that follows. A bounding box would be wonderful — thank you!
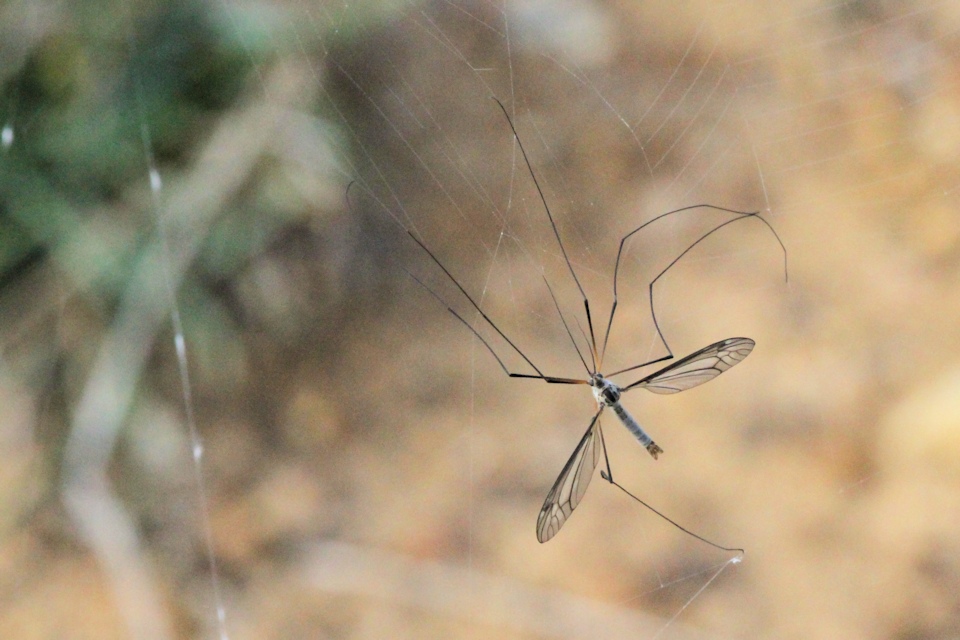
[623,337,755,395]
[536,408,604,543]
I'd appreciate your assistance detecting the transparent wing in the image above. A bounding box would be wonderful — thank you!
[624,337,755,395]
[536,409,604,543]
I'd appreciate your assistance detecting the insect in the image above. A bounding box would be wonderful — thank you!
[534,337,756,542]
[356,100,786,546]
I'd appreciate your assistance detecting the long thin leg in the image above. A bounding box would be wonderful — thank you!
[597,419,614,483]
[542,276,594,377]
[404,230,552,375]
[350,177,590,384]
[404,267,588,385]
[596,429,742,554]
[600,205,787,372]
[493,98,600,367]
[600,470,744,555]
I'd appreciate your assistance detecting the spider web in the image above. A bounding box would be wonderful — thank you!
[2,0,960,639]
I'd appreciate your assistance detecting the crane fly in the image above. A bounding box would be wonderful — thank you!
[534,337,755,543]
[353,98,787,547]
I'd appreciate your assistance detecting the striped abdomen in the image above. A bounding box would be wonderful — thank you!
[610,402,663,459]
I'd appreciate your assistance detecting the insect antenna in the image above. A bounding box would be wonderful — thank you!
[600,205,787,371]
[493,98,600,366]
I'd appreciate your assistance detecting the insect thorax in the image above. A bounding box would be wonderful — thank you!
[590,374,621,406]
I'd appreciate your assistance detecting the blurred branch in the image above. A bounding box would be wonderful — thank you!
[61,60,317,639]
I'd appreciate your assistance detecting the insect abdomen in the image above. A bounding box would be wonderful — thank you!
[611,402,663,459]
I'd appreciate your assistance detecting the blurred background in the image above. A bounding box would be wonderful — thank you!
[2,0,960,638]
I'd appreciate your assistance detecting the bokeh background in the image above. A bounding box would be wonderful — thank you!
[2,0,960,638]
